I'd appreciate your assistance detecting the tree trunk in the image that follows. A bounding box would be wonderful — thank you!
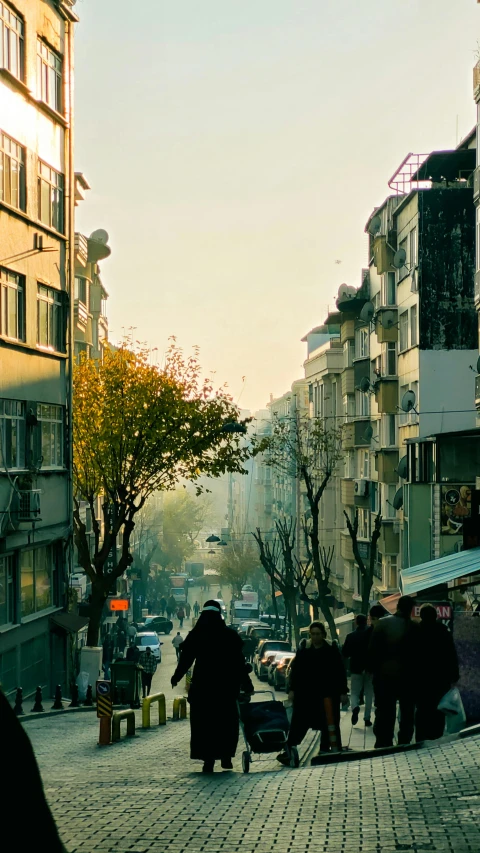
[86,579,109,646]
[286,592,300,647]
[361,569,373,616]
[318,597,337,644]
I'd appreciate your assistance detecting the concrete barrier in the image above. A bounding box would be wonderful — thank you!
[142,693,166,729]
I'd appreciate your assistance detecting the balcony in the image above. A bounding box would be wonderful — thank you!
[340,532,355,562]
[376,308,398,343]
[342,422,355,450]
[474,167,480,203]
[340,318,355,344]
[341,368,355,396]
[373,235,394,275]
[374,378,398,414]
[379,523,399,555]
[75,233,88,267]
[475,271,480,307]
[377,449,399,484]
[74,299,88,327]
[340,479,355,506]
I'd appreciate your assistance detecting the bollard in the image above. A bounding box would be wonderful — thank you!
[185,669,192,695]
[14,687,24,716]
[111,709,135,742]
[172,696,187,721]
[142,693,166,729]
[98,716,112,746]
[32,686,44,713]
[70,684,80,708]
[52,685,63,710]
[84,685,94,707]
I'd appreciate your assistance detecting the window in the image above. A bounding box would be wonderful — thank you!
[409,227,417,268]
[410,304,418,348]
[382,272,396,306]
[399,311,408,352]
[0,555,15,625]
[372,291,381,311]
[398,237,408,280]
[388,556,398,589]
[477,208,480,273]
[0,399,25,468]
[343,395,355,422]
[0,131,25,210]
[344,450,354,479]
[370,481,379,514]
[37,40,62,113]
[0,2,23,80]
[383,484,397,519]
[355,327,369,359]
[37,285,65,352]
[101,296,107,317]
[356,389,370,417]
[382,342,397,376]
[0,267,24,341]
[38,161,64,232]
[74,276,88,306]
[382,413,396,447]
[358,449,369,479]
[357,508,370,539]
[343,339,354,368]
[37,404,64,467]
[399,384,409,425]
[20,546,56,617]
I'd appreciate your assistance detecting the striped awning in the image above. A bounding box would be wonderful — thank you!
[400,548,480,596]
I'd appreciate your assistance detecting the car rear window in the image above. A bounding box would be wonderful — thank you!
[261,641,291,652]
[137,636,157,646]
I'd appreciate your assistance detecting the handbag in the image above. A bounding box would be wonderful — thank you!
[437,687,466,734]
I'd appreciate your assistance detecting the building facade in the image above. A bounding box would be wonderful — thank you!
[0,0,78,698]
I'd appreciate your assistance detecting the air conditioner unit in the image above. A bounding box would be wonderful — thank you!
[17,490,42,522]
[393,520,400,534]
[354,479,368,497]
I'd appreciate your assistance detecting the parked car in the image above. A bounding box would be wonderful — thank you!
[259,614,287,628]
[134,632,162,661]
[140,616,173,635]
[266,652,292,685]
[253,640,292,679]
[238,621,265,633]
[272,653,296,690]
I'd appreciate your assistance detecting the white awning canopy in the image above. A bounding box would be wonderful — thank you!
[400,548,480,596]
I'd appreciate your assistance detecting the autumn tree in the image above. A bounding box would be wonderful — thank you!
[344,510,382,615]
[159,490,213,570]
[261,414,343,641]
[214,539,261,596]
[73,341,251,645]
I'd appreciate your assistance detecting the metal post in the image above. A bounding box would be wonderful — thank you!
[172,696,187,721]
[52,685,63,710]
[141,692,166,729]
[14,688,24,716]
[32,686,44,713]
[98,716,112,746]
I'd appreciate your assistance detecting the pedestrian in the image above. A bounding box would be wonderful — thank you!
[193,601,200,619]
[177,605,185,628]
[185,601,191,619]
[414,603,459,742]
[126,642,141,663]
[1,688,67,851]
[128,622,137,646]
[168,594,177,614]
[166,606,172,619]
[116,623,127,656]
[369,604,386,627]
[140,647,157,698]
[368,595,418,749]
[277,622,348,764]
[170,600,254,773]
[102,633,114,679]
[159,596,167,617]
[172,632,184,661]
[342,614,374,728]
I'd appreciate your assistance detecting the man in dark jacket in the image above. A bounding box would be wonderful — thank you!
[368,595,418,748]
[277,622,348,763]
[342,614,373,727]
[415,603,459,741]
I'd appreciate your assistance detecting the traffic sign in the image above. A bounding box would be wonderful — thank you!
[96,680,111,697]
[109,599,129,611]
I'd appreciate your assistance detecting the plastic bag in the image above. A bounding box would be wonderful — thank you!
[437,687,466,734]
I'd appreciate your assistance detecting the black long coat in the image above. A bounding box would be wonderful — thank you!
[288,642,347,730]
[0,690,66,851]
[172,620,253,761]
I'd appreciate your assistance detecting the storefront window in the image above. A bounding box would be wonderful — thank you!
[20,547,54,616]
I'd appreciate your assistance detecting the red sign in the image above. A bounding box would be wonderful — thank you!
[109,599,129,611]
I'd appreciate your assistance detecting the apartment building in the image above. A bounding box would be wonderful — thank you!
[74,223,111,361]
[0,0,78,699]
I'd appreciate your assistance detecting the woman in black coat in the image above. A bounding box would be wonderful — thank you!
[171,600,254,773]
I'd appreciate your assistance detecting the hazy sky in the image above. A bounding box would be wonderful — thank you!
[74,0,479,412]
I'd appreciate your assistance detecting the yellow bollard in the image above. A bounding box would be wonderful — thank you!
[142,692,166,729]
[111,709,136,742]
[172,696,187,720]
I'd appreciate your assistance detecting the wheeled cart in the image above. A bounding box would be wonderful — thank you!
[238,690,299,773]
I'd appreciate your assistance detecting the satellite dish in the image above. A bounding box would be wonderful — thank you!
[359,301,375,324]
[363,424,374,442]
[368,215,382,236]
[359,376,371,393]
[380,310,396,329]
[346,285,357,298]
[337,283,349,300]
[392,487,404,510]
[401,389,416,413]
[88,229,111,262]
[90,229,109,244]
[397,455,408,479]
[393,248,407,269]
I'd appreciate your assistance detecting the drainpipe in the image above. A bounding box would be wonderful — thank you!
[64,17,75,611]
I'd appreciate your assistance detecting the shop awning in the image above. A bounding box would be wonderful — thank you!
[380,592,401,614]
[50,612,89,633]
[400,548,480,596]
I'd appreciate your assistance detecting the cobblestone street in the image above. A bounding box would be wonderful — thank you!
[22,617,480,853]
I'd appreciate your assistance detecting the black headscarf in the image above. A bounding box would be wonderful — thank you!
[192,600,225,633]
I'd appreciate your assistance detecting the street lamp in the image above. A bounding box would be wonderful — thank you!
[206,534,220,543]
[220,421,247,435]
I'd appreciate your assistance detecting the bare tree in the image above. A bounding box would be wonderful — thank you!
[253,519,300,646]
[343,510,382,615]
[296,532,338,641]
[261,414,343,637]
